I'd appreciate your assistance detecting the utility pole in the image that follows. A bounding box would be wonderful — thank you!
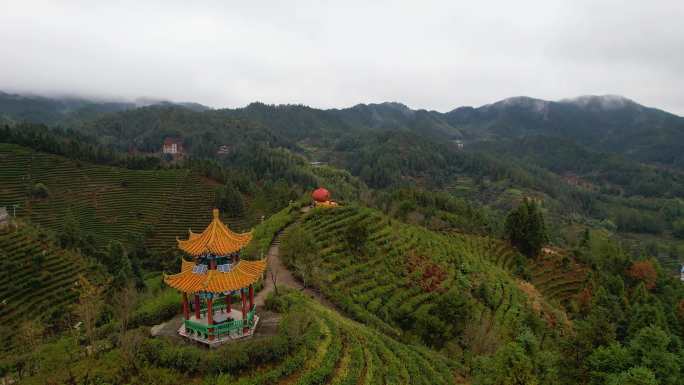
[10,204,19,217]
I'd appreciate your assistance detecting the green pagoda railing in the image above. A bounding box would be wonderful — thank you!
[197,302,228,318]
[184,305,257,339]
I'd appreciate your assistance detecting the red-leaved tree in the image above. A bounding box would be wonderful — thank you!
[627,260,658,290]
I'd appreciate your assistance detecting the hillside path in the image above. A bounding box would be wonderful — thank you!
[254,207,337,310]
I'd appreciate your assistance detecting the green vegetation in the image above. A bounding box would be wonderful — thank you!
[6,290,457,384]
[504,198,549,258]
[0,221,101,351]
[242,201,303,258]
[276,204,684,384]
[2,93,684,384]
[282,205,557,354]
[0,143,218,254]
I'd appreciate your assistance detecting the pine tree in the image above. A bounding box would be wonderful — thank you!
[107,241,133,289]
[216,183,245,217]
[504,198,549,258]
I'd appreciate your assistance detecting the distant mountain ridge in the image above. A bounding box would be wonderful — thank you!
[0,91,211,125]
[1,90,683,166]
[445,94,684,166]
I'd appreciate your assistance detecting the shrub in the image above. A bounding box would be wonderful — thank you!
[129,288,180,327]
[673,219,684,239]
[31,183,49,199]
[264,289,301,313]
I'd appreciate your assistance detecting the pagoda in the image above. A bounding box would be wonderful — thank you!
[164,208,266,346]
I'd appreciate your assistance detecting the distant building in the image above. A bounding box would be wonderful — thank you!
[454,140,464,150]
[162,138,184,155]
[563,173,594,190]
[310,161,327,167]
[0,207,8,228]
[680,266,684,282]
[217,145,231,155]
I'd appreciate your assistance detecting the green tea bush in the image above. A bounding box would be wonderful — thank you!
[129,288,180,327]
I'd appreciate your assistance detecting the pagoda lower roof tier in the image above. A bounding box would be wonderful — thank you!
[177,208,253,256]
[164,259,267,293]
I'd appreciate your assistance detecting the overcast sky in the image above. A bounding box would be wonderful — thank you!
[1,1,683,114]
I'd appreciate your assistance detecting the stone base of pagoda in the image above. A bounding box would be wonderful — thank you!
[178,308,259,347]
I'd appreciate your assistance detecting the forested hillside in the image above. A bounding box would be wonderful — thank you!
[7,92,684,166]
[4,92,684,273]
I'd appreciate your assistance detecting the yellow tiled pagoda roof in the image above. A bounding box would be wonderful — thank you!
[177,208,253,256]
[163,258,267,293]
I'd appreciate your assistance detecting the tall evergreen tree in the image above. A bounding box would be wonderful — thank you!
[107,241,133,289]
[216,183,245,217]
[504,198,549,258]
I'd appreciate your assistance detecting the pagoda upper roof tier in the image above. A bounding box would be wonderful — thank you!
[163,258,267,293]
[177,208,253,256]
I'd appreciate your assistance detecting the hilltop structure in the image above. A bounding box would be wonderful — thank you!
[163,208,265,346]
[312,187,338,207]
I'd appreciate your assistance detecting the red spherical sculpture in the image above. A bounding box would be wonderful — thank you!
[312,187,330,203]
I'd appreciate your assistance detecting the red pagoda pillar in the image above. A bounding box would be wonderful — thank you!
[194,294,201,320]
[182,292,189,320]
[249,284,254,310]
[241,288,248,333]
[207,297,214,341]
[225,292,232,313]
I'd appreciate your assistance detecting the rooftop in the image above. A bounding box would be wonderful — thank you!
[177,209,253,256]
[164,258,267,293]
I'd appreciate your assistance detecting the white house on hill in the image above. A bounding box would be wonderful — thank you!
[162,138,184,155]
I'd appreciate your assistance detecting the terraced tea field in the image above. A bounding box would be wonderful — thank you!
[458,233,590,304]
[0,223,95,350]
[290,205,549,347]
[0,144,224,251]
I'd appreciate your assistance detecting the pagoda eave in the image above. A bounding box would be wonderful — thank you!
[164,259,267,294]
